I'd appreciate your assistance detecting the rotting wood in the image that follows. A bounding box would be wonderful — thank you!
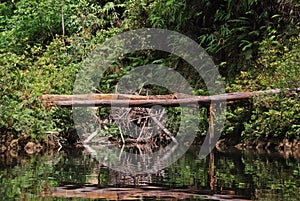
[41,88,300,108]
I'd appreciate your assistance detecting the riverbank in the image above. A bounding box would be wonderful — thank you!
[1,132,299,159]
[216,137,300,159]
[0,133,65,156]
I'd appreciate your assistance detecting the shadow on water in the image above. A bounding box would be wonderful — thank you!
[0,145,299,200]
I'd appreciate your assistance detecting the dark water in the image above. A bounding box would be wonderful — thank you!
[0,146,299,201]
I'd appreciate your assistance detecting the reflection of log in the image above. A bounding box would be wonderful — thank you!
[41,88,300,108]
[46,186,196,200]
[208,104,215,191]
[209,152,215,191]
[44,186,251,200]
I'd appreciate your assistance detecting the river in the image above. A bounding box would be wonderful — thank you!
[0,145,299,200]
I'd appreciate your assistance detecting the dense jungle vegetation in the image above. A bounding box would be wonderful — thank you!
[0,0,299,148]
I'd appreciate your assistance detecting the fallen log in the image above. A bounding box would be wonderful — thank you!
[41,93,177,101]
[41,88,300,108]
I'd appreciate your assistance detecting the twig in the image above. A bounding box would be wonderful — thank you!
[83,130,98,143]
[146,108,178,144]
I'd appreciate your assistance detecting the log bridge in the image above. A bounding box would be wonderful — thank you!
[41,88,299,145]
[41,88,300,108]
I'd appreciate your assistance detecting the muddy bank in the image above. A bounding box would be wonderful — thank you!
[216,137,300,158]
[1,132,299,159]
[0,133,63,156]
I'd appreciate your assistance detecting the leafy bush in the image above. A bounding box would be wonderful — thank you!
[197,0,300,79]
[0,51,53,138]
[227,36,300,141]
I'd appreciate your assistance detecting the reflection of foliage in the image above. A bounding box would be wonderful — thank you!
[151,147,300,200]
[51,151,98,184]
[0,148,299,200]
[241,153,300,200]
[0,151,98,201]
[0,154,59,200]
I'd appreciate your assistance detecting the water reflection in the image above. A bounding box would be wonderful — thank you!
[0,146,299,200]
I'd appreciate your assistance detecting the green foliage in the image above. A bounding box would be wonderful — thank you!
[122,0,187,31]
[0,1,15,31]
[223,102,252,139]
[0,52,50,138]
[227,35,300,141]
[146,0,186,29]
[0,35,83,138]
[0,0,121,141]
[197,0,300,79]
[244,94,300,140]
[0,0,299,143]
